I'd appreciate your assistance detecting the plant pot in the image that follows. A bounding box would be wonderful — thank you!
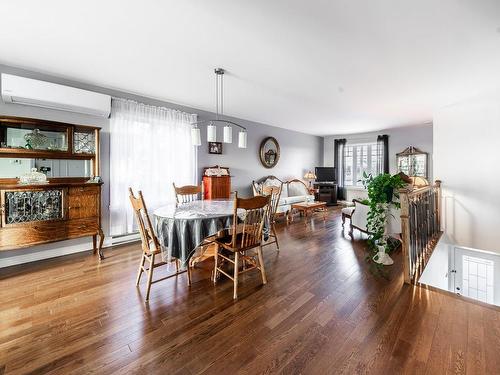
[373,245,394,265]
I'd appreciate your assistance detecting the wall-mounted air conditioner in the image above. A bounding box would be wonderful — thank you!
[1,73,111,117]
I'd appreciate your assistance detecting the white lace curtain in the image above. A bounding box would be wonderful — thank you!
[109,98,197,236]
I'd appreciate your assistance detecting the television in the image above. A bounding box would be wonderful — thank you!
[315,167,335,182]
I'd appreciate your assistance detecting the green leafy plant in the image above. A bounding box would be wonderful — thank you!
[359,172,406,268]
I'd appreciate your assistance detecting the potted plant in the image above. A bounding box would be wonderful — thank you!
[360,172,406,267]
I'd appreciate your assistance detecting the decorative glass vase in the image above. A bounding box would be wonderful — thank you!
[18,168,48,184]
[24,129,49,150]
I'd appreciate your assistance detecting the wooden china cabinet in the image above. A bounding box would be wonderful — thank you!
[0,116,105,259]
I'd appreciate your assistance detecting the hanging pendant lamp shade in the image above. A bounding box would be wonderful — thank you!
[238,130,247,148]
[223,125,232,143]
[190,68,248,148]
[207,122,217,142]
[191,127,201,146]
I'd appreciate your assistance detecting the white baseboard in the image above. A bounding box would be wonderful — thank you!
[0,234,142,269]
[0,242,98,268]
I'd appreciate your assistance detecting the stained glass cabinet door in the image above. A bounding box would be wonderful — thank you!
[73,128,96,154]
[2,189,65,226]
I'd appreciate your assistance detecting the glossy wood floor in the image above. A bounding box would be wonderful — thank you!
[1,208,500,375]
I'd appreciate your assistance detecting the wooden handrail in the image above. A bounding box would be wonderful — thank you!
[399,180,442,284]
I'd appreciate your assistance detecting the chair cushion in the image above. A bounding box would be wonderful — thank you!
[341,207,355,215]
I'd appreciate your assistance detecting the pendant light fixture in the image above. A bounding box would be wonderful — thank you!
[191,126,201,146]
[191,68,247,148]
[207,122,217,142]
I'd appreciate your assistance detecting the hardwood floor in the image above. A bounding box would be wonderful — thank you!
[1,207,499,374]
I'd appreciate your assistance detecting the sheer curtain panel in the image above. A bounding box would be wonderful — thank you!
[109,98,197,236]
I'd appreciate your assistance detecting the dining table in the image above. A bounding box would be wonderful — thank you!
[154,199,236,265]
[154,199,270,265]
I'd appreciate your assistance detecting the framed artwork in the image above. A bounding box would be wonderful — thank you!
[208,142,222,154]
[396,146,428,178]
[259,136,280,168]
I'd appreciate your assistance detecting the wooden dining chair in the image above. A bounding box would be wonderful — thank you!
[213,193,270,299]
[262,185,281,250]
[173,183,203,204]
[129,188,191,301]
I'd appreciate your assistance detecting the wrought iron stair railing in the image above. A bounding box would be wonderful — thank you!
[399,180,442,284]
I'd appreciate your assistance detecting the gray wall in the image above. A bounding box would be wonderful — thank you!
[323,124,434,181]
[196,117,322,196]
[0,64,322,267]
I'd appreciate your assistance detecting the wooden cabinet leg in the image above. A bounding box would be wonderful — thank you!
[98,229,105,260]
[92,234,97,254]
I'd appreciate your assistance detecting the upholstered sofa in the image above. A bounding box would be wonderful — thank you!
[252,176,315,216]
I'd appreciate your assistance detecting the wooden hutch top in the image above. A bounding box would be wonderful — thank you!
[0,115,101,184]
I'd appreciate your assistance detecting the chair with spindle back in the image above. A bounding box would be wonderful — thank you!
[213,193,270,299]
[129,188,191,301]
[262,185,281,250]
[173,183,203,205]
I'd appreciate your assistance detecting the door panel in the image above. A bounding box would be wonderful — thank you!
[454,247,500,305]
[68,187,98,219]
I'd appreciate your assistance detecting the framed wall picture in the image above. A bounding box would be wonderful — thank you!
[259,136,280,168]
[208,142,222,154]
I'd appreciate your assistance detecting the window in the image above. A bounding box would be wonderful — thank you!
[109,98,197,236]
[344,142,380,187]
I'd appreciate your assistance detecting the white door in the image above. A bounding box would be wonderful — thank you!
[453,247,500,305]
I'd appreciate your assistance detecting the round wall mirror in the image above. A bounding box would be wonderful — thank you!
[259,137,280,168]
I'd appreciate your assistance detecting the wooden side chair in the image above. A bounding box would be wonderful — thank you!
[213,193,270,299]
[262,185,281,250]
[173,183,203,204]
[129,188,191,301]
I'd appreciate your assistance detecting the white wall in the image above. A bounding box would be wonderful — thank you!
[434,91,500,253]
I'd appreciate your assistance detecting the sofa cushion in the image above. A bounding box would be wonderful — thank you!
[287,180,309,197]
[276,204,290,214]
[278,197,288,206]
[285,195,315,204]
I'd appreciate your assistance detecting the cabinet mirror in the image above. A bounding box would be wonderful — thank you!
[0,122,69,152]
[0,158,92,178]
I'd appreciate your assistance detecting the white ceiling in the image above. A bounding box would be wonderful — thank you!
[1,0,500,135]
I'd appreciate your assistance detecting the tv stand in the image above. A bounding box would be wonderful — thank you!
[313,182,337,206]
